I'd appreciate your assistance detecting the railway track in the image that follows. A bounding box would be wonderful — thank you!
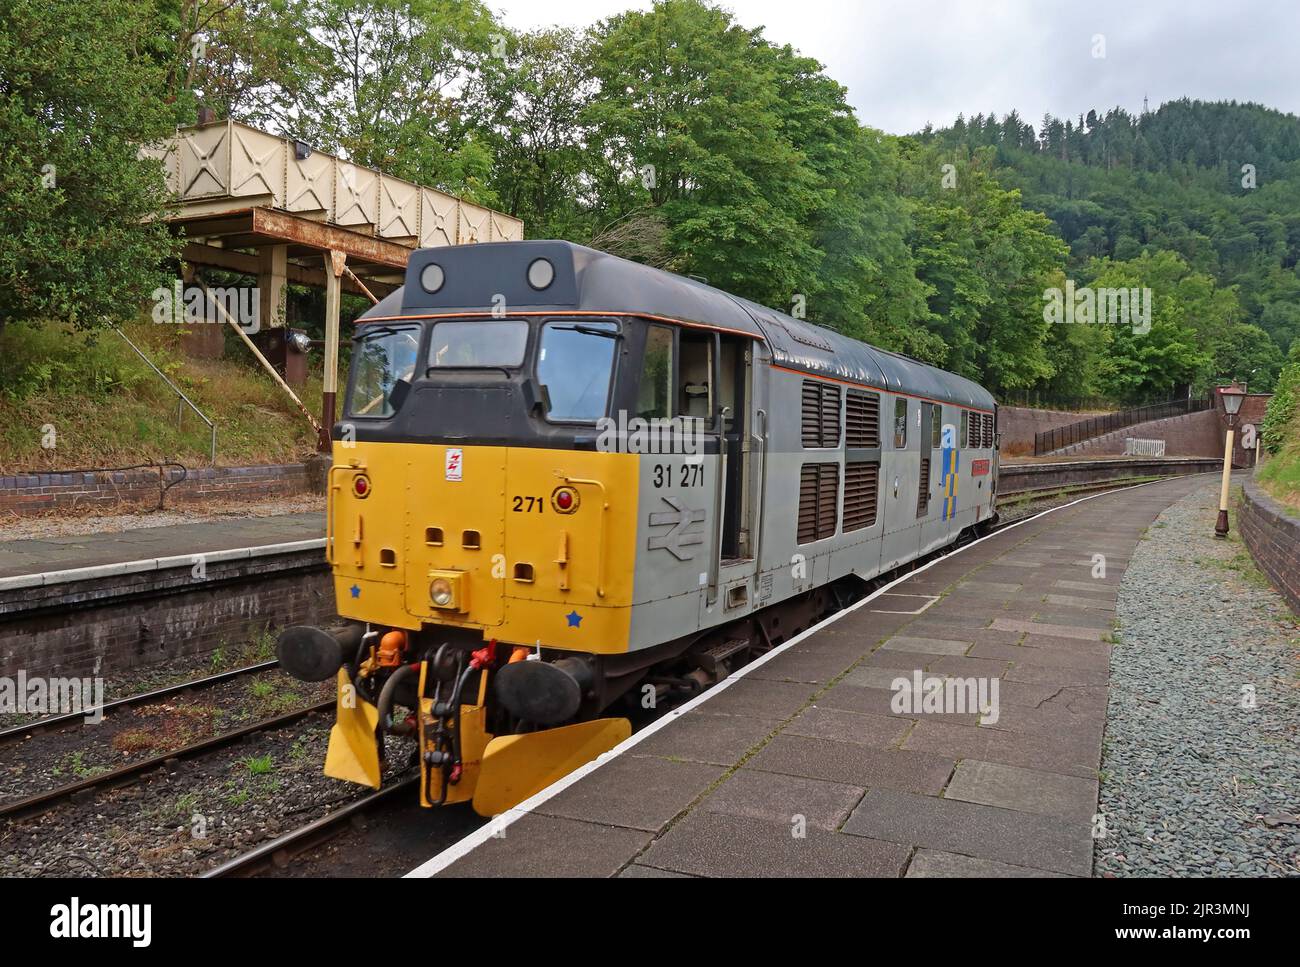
[0,697,335,822]
[201,775,420,878]
[0,659,281,744]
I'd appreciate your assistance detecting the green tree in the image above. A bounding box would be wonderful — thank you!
[272,0,501,202]
[581,0,824,305]
[900,145,1069,392]
[0,0,181,331]
[469,28,594,240]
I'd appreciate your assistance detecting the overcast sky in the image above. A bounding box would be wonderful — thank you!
[492,0,1298,135]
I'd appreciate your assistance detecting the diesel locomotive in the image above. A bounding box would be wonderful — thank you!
[276,240,999,815]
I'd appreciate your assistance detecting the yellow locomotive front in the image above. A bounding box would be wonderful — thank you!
[278,242,692,815]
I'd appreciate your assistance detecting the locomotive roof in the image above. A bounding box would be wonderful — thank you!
[359,240,997,411]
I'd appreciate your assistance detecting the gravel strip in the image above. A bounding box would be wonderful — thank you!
[1097,480,1300,877]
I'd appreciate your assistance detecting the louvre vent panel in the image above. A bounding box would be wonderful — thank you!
[917,456,931,517]
[797,463,839,543]
[800,380,842,448]
[845,391,881,448]
[843,462,879,531]
[800,383,822,448]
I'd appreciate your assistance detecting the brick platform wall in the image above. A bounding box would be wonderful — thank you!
[0,463,315,516]
[0,550,334,680]
[1239,478,1300,617]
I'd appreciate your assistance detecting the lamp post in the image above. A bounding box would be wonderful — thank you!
[1214,384,1246,539]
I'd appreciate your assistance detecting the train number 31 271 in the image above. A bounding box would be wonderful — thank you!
[653,463,704,488]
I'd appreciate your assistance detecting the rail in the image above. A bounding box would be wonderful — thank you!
[1033,397,1211,456]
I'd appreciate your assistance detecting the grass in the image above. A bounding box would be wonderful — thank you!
[240,754,274,776]
[1258,410,1300,512]
[0,318,324,472]
[51,750,107,781]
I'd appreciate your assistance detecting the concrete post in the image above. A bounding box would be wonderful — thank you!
[321,250,346,452]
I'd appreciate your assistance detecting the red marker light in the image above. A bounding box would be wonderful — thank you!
[353,475,371,498]
[552,487,578,513]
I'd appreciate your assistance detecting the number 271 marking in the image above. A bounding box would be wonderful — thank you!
[512,495,543,512]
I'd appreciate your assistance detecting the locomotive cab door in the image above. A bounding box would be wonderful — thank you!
[700,331,758,618]
[718,335,753,565]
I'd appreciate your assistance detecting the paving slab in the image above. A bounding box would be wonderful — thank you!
[879,635,971,655]
[902,719,1100,777]
[639,810,910,878]
[905,849,1070,878]
[744,733,955,795]
[943,759,1099,822]
[843,788,1092,876]
[783,706,911,748]
[700,769,865,831]
[437,813,653,878]
[536,755,724,832]
[630,710,777,766]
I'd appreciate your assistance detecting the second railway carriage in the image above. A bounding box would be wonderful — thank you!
[277,240,999,814]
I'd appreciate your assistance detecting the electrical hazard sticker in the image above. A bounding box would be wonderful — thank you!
[445,448,463,481]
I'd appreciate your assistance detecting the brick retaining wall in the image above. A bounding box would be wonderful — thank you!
[0,463,316,516]
[1239,477,1300,617]
[997,406,1109,457]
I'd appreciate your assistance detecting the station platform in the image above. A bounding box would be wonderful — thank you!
[0,511,324,582]
[411,474,1209,878]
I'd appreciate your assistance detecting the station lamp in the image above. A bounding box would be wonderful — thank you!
[1213,384,1247,539]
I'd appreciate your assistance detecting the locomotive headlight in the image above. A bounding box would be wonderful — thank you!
[427,570,465,611]
[421,262,445,294]
[526,257,555,290]
[430,578,453,607]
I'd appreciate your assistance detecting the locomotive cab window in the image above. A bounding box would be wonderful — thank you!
[537,319,619,422]
[347,325,421,418]
[961,410,969,447]
[893,398,908,448]
[931,403,943,448]
[428,319,528,369]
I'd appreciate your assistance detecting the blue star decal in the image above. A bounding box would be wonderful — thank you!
[565,609,582,628]
[349,584,361,599]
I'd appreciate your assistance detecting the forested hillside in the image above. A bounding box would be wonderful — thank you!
[3,0,1296,413]
[919,99,1300,394]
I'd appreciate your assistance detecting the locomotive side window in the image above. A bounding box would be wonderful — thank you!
[893,398,908,448]
[537,320,619,422]
[637,325,674,419]
[347,325,421,418]
[428,320,528,368]
[931,403,942,448]
[961,410,969,447]
[679,330,713,419]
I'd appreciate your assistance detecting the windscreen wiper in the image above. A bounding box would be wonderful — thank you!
[549,324,622,339]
